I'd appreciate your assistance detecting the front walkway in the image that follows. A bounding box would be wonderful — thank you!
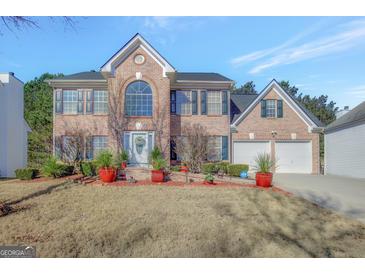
[274,173,365,223]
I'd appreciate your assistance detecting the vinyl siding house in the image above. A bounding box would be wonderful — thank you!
[47,33,323,174]
[325,101,365,179]
[0,72,30,177]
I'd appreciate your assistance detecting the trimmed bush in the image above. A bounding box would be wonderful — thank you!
[202,163,218,174]
[227,164,249,177]
[80,161,96,177]
[15,168,39,180]
[42,157,74,178]
[216,161,230,174]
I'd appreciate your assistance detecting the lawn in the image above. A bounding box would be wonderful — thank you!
[0,179,365,258]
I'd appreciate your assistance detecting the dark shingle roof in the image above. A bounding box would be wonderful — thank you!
[325,101,365,133]
[52,71,106,81]
[175,72,233,82]
[231,94,258,113]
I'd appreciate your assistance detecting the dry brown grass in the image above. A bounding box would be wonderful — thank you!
[0,179,365,258]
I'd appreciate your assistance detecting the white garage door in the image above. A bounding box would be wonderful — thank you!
[233,141,271,170]
[275,141,312,173]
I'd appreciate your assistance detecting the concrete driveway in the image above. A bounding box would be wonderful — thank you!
[273,174,365,223]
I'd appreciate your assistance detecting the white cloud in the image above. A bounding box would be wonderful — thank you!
[231,19,365,75]
[144,17,171,30]
[346,85,365,98]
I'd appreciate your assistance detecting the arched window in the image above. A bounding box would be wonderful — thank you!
[125,80,153,116]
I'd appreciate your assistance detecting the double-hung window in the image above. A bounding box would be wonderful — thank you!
[93,136,108,158]
[63,90,78,114]
[207,136,222,161]
[93,90,108,114]
[266,99,276,118]
[176,91,192,115]
[207,91,222,115]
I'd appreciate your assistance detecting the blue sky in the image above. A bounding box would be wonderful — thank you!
[1,16,365,108]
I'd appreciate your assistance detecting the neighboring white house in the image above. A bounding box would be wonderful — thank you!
[325,101,365,179]
[0,72,30,177]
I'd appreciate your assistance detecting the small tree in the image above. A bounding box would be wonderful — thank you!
[173,123,210,173]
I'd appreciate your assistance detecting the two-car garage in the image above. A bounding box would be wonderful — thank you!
[233,140,313,174]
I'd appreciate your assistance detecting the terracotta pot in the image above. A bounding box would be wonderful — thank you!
[121,161,127,169]
[180,166,189,173]
[99,167,117,183]
[151,169,164,182]
[255,172,273,188]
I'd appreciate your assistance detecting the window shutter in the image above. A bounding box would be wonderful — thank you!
[170,90,176,114]
[221,136,228,161]
[77,90,84,114]
[148,132,154,159]
[222,90,228,115]
[201,90,207,115]
[55,89,63,114]
[86,90,94,114]
[123,132,130,157]
[85,136,93,160]
[170,139,177,160]
[261,100,267,118]
[192,90,198,115]
[54,136,63,159]
[277,100,283,118]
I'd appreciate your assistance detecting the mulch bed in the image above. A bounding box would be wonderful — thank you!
[89,179,291,196]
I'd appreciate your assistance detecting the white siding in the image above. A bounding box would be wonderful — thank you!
[325,123,365,179]
[0,73,28,177]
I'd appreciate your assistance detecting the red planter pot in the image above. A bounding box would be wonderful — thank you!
[151,170,164,183]
[99,167,117,183]
[121,162,127,169]
[255,172,273,188]
[180,166,189,173]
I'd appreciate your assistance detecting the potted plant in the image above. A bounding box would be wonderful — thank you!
[180,162,189,173]
[254,152,275,187]
[95,150,117,183]
[151,156,167,183]
[115,149,129,169]
[204,173,215,185]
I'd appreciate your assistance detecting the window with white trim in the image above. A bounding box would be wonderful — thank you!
[207,136,222,161]
[176,90,192,115]
[63,90,78,114]
[93,90,108,113]
[266,99,276,118]
[93,136,108,158]
[207,91,222,115]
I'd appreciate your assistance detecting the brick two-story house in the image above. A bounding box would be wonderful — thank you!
[47,33,323,174]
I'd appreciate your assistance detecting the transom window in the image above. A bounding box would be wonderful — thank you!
[266,99,276,118]
[125,80,153,116]
[94,90,108,113]
[93,136,108,158]
[63,90,78,114]
[207,91,222,115]
[176,91,192,115]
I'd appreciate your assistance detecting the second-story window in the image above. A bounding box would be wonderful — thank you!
[63,90,78,114]
[176,91,192,115]
[207,91,222,115]
[125,80,153,116]
[266,99,276,118]
[94,90,108,114]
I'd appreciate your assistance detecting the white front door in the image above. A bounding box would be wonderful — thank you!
[124,131,154,166]
[275,141,312,173]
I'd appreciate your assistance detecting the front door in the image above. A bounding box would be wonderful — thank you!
[124,131,154,166]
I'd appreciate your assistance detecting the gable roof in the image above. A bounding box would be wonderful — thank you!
[175,72,233,82]
[100,33,175,76]
[325,101,365,133]
[231,94,258,114]
[50,71,106,81]
[231,79,323,128]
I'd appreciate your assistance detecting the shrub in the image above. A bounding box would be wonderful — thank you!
[254,152,275,173]
[216,161,230,174]
[227,164,249,177]
[42,157,74,178]
[15,168,39,180]
[204,173,214,182]
[202,163,218,174]
[149,147,163,163]
[95,150,114,169]
[80,161,96,176]
[114,149,129,167]
[169,165,180,172]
